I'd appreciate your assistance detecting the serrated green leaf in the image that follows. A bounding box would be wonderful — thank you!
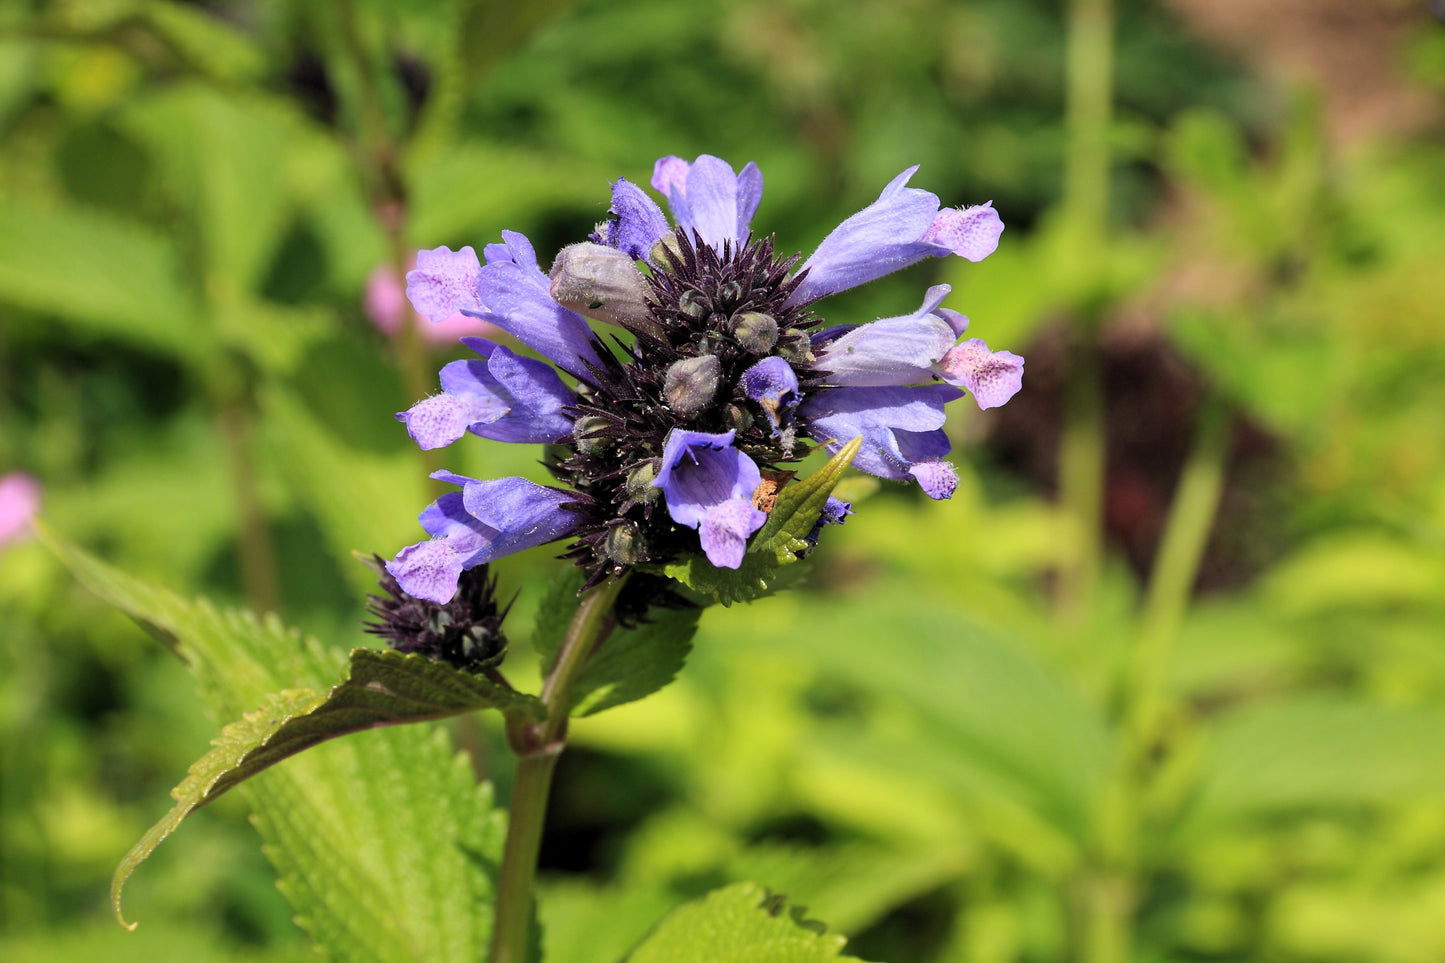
[664,437,861,605]
[111,688,324,929]
[624,882,870,963]
[571,606,700,716]
[110,648,543,927]
[39,528,508,961]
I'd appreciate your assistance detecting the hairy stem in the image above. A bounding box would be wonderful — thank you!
[488,576,627,963]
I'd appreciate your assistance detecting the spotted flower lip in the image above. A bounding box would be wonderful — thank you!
[389,154,1022,602]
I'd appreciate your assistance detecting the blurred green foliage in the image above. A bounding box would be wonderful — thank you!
[3,0,1444,960]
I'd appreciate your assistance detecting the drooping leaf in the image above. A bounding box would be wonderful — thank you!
[623,882,871,963]
[665,438,861,605]
[39,528,509,961]
[111,688,324,929]
[110,648,542,928]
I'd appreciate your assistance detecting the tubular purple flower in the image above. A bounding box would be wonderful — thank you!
[651,155,763,252]
[592,178,670,261]
[471,231,604,378]
[811,285,958,386]
[397,338,576,450]
[388,153,1022,596]
[387,471,581,604]
[788,168,1003,305]
[652,429,767,569]
[800,384,962,499]
[405,246,485,324]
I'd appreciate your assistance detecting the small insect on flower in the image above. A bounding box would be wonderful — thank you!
[386,156,1023,605]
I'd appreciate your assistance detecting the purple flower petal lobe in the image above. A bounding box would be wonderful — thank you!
[473,230,602,378]
[406,246,484,323]
[596,178,669,261]
[920,202,1004,262]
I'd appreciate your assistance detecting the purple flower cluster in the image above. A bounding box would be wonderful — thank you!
[389,156,1023,604]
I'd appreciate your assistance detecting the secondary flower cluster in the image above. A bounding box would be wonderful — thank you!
[389,156,1024,604]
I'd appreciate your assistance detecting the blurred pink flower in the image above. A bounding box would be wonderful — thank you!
[364,262,495,347]
[0,472,41,547]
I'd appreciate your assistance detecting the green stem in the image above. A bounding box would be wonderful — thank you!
[1055,0,1114,628]
[1056,347,1105,624]
[218,400,280,615]
[1126,400,1229,746]
[1064,0,1114,252]
[488,576,627,963]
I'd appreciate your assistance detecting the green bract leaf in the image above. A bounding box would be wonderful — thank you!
[532,566,589,673]
[624,882,871,963]
[532,567,700,717]
[110,648,543,927]
[571,605,700,717]
[39,528,509,961]
[665,437,862,605]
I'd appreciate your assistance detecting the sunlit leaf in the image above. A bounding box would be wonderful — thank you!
[1181,697,1445,833]
[0,203,204,360]
[624,882,869,963]
[40,528,508,961]
[110,648,542,927]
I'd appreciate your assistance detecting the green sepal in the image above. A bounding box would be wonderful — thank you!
[664,436,862,606]
[111,648,543,928]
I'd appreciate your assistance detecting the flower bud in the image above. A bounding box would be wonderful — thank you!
[730,311,778,353]
[626,461,661,503]
[677,289,709,320]
[724,403,754,432]
[550,242,663,338]
[776,328,815,364]
[605,521,645,565]
[649,234,683,268]
[663,355,722,419]
[718,280,743,305]
[572,415,614,454]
